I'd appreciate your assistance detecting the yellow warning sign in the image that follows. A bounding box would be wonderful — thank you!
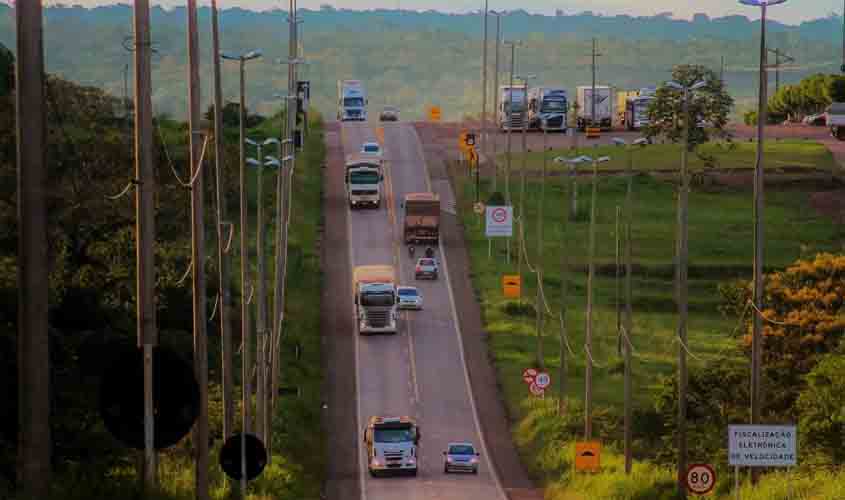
[502,275,521,298]
[466,147,478,166]
[428,106,441,121]
[459,131,469,151]
[586,127,601,139]
[575,441,601,472]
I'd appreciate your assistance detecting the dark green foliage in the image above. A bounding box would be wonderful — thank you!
[501,300,536,317]
[0,42,12,97]
[768,73,845,121]
[487,191,505,206]
[203,101,265,129]
[828,76,845,103]
[796,350,845,464]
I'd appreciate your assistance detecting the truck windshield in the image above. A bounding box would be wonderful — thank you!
[505,101,525,113]
[541,100,566,112]
[350,171,380,184]
[361,291,394,307]
[374,427,415,443]
[405,201,439,216]
[634,101,651,121]
[344,97,364,107]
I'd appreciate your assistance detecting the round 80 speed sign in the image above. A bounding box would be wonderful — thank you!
[685,463,716,495]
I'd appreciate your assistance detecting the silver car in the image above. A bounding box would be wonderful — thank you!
[414,258,438,280]
[443,442,480,474]
[397,286,423,310]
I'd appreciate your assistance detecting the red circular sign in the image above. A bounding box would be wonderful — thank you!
[528,382,544,396]
[685,464,716,495]
[491,207,508,223]
[522,368,537,384]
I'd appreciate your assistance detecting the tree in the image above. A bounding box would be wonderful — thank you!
[827,76,845,103]
[796,351,845,463]
[204,101,264,129]
[0,43,12,97]
[644,64,733,150]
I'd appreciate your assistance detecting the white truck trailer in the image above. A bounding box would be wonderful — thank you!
[337,79,368,122]
[527,87,568,132]
[576,85,613,131]
[498,85,527,131]
[353,265,398,334]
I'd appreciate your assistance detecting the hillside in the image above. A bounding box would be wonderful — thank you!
[1,4,841,120]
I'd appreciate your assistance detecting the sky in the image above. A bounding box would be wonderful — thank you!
[32,0,839,24]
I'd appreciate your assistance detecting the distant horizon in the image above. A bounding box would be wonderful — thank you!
[2,1,840,25]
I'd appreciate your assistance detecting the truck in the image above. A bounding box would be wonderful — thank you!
[621,87,656,130]
[353,265,398,334]
[575,85,613,131]
[363,416,420,477]
[498,84,527,131]
[337,80,367,122]
[527,87,568,132]
[826,102,845,140]
[402,192,440,244]
[345,154,383,209]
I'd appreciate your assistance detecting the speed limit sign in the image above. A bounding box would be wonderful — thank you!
[685,464,716,495]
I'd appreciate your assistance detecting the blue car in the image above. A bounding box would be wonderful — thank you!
[443,442,480,474]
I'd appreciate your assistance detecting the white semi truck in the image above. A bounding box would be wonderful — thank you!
[528,87,568,131]
[498,84,527,131]
[364,416,420,476]
[576,85,613,131]
[345,154,383,209]
[337,79,368,121]
[353,265,398,334]
[623,87,656,130]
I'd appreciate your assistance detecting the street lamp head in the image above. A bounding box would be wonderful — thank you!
[264,158,282,168]
[690,81,708,91]
[246,158,260,167]
[243,50,263,60]
[263,138,280,146]
[611,137,626,146]
[739,0,786,6]
[665,81,683,90]
[596,156,611,163]
[245,138,259,146]
[632,137,649,146]
[273,93,296,100]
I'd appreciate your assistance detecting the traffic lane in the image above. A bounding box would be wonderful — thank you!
[385,123,504,499]
[342,121,418,500]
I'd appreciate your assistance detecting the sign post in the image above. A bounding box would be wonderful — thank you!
[486,206,513,237]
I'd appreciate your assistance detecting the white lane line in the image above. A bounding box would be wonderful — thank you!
[411,124,508,500]
[343,123,368,500]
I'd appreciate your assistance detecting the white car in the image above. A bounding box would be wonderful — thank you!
[415,258,438,280]
[361,142,382,158]
[396,286,423,310]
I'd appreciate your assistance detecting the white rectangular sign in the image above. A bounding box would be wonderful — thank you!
[728,425,796,467]
[485,206,513,237]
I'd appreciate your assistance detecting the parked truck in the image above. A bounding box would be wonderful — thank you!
[363,416,420,477]
[498,84,527,131]
[345,154,383,209]
[575,85,613,131]
[353,265,398,334]
[826,102,845,140]
[402,192,440,244]
[528,87,568,132]
[621,87,656,130]
[337,80,368,122]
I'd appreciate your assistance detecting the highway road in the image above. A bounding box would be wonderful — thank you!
[340,121,507,500]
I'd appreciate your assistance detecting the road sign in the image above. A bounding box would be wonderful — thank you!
[574,442,601,472]
[473,202,485,215]
[528,382,544,397]
[219,433,267,481]
[728,425,796,467]
[503,275,521,298]
[534,372,551,389]
[685,464,716,495]
[522,367,537,384]
[486,206,513,237]
[459,131,468,150]
[429,105,441,121]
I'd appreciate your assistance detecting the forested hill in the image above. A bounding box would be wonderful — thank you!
[0,4,841,120]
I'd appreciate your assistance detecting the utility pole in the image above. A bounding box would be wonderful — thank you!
[516,73,534,293]
[720,55,725,85]
[491,12,501,192]
[570,102,579,221]
[767,48,793,93]
[186,1,208,498]
[481,0,488,179]
[842,0,845,73]
[131,0,158,488]
[210,0,234,442]
[535,126,547,369]
[677,86,692,500]
[16,1,51,498]
[585,157,599,440]
[557,158,571,416]
[504,41,519,264]
[590,38,602,127]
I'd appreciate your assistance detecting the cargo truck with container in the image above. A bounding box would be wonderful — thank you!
[402,192,440,244]
[498,84,527,131]
[527,87,568,131]
[353,265,398,334]
[575,85,613,131]
[621,87,656,130]
[345,154,383,209]
[363,416,420,476]
[337,80,368,122]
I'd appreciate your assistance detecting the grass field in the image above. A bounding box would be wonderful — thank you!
[496,139,837,174]
[449,143,845,498]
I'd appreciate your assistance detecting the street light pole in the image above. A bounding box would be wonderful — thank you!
[535,122,547,370]
[516,73,536,298]
[504,40,520,264]
[481,0,488,177]
[491,11,502,192]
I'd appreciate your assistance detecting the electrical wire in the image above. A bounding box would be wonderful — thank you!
[106,181,136,200]
[176,260,193,286]
[209,293,220,321]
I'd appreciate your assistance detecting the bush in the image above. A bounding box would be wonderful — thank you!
[796,351,845,464]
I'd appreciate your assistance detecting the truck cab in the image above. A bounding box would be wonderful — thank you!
[528,87,568,132]
[345,154,383,209]
[353,265,398,334]
[623,87,656,130]
[498,85,527,131]
[338,80,368,122]
[364,416,420,476]
[402,192,440,244]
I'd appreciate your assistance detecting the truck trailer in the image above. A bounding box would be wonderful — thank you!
[337,80,368,122]
[528,87,568,131]
[402,193,440,244]
[575,85,613,131]
[353,265,398,334]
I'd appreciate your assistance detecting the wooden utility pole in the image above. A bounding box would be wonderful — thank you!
[132,0,158,487]
[186,1,209,498]
[480,0,488,177]
[615,206,621,356]
[535,132,547,369]
[623,146,635,475]
[558,162,571,416]
[570,102,579,221]
[238,57,252,439]
[210,0,234,441]
[15,2,51,498]
[677,87,691,499]
[767,47,793,94]
[253,141,268,446]
[584,158,598,440]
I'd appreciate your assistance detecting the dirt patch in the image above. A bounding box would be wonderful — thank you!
[810,190,845,224]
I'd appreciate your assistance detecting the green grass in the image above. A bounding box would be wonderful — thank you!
[449,157,845,498]
[500,139,837,174]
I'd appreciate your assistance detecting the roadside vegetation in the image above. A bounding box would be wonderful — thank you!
[449,143,845,498]
[0,75,326,498]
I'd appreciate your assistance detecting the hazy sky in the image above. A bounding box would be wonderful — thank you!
[35,0,839,24]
